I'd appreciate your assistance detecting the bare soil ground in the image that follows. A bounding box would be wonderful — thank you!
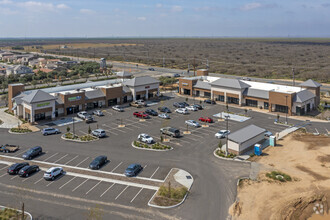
[229,132,330,220]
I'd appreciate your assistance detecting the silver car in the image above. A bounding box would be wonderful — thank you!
[92,129,106,138]
[185,120,201,127]
[158,113,170,119]
[42,127,59,136]
[92,110,104,116]
[112,105,124,112]
[44,167,63,181]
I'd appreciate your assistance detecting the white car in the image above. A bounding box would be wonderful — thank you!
[175,108,188,114]
[185,105,198,111]
[43,167,63,181]
[185,120,201,127]
[264,131,273,137]
[112,105,124,112]
[215,130,230,139]
[77,111,89,119]
[138,133,154,144]
[158,113,170,119]
[92,110,104,116]
[92,129,106,138]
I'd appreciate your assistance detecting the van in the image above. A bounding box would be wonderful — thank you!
[160,127,180,138]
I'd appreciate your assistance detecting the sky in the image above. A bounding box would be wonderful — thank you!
[0,0,330,38]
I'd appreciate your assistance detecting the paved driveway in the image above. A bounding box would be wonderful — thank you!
[0,108,21,129]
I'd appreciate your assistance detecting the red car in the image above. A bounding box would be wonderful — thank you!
[199,117,213,123]
[133,112,149,119]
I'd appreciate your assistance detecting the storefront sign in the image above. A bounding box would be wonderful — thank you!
[37,102,50,108]
[182,83,188,86]
[68,96,82,101]
[145,86,150,89]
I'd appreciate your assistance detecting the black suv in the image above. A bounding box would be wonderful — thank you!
[181,102,189,107]
[160,127,180,138]
[173,102,185,108]
[145,109,158,116]
[7,162,29,175]
[158,106,171,113]
[18,165,39,177]
[193,104,203,110]
[22,146,42,160]
[204,99,216,104]
[89,156,108,170]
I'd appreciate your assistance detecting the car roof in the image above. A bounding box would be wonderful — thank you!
[95,155,106,159]
[128,164,139,168]
[94,129,105,132]
[47,167,62,172]
[32,146,41,150]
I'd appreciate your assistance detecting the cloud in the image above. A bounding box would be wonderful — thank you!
[156,3,162,8]
[137,16,146,21]
[194,6,222,12]
[17,1,69,12]
[322,3,330,8]
[80,9,95,15]
[0,0,12,5]
[57,4,69,9]
[240,2,278,11]
[0,7,17,15]
[171,5,183,12]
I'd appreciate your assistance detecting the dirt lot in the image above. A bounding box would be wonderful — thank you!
[230,131,330,220]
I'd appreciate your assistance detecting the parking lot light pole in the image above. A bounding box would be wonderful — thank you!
[72,105,75,137]
[225,115,230,157]
[285,96,288,125]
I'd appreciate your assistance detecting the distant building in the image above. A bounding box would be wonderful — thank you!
[6,65,33,76]
[116,71,132,79]
[100,58,106,69]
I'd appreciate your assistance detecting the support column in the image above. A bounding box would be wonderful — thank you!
[132,91,136,101]
[145,90,149,100]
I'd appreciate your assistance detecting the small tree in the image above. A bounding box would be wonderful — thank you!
[218,140,222,150]
[200,100,202,104]
[160,135,164,143]
[67,126,70,133]
[88,125,91,134]
[317,104,325,118]
[277,114,280,121]
[185,97,188,102]
[244,109,248,115]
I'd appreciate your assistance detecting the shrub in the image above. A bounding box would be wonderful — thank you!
[10,128,32,133]
[266,171,292,182]
[66,126,70,133]
[158,185,188,200]
[216,149,236,158]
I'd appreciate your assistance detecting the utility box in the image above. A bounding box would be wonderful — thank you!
[269,136,276,147]
[254,144,262,156]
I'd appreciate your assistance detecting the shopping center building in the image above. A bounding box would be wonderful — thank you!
[179,70,321,116]
[8,76,159,122]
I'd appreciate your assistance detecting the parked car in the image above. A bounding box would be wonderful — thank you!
[199,117,213,123]
[173,102,185,108]
[186,105,198,111]
[92,110,104,116]
[175,108,188,114]
[85,115,94,123]
[204,99,216,104]
[18,165,39,177]
[112,105,124,112]
[158,106,171,113]
[145,109,158,116]
[124,164,143,177]
[215,130,230,139]
[185,120,201,127]
[92,129,106,138]
[158,113,170,119]
[173,73,181,77]
[138,133,154,144]
[130,101,145,108]
[77,111,89,119]
[22,146,42,160]
[44,167,64,181]
[7,162,29,175]
[89,156,107,170]
[148,67,155,71]
[181,102,189,107]
[193,104,203,110]
[41,127,60,136]
[133,111,149,118]
[242,77,251,81]
[264,131,273,137]
[160,127,180,138]
[0,144,19,153]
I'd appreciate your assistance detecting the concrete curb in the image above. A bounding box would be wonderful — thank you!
[0,205,33,220]
[213,148,251,163]
[147,168,194,209]
[61,134,99,143]
[131,142,173,152]
[8,129,33,135]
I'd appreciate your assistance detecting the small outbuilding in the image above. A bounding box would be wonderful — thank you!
[227,124,266,155]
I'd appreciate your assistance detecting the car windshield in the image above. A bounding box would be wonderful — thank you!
[145,135,151,138]
[45,171,51,174]
[26,149,33,154]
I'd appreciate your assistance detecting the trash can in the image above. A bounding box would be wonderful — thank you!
[254,144,262,156]
[269,136,276,147]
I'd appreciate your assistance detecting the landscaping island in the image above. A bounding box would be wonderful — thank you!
[132,141,172,151]
[62,132,98,142]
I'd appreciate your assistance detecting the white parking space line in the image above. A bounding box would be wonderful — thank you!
[176,139,190,144]
[130,188,143,203]
[86,180,102,195]
[103,124,127,133]
[143,165,148,169]
[53,154,68,163]
[64,155,79,165]
[111,162,123,172]
[182,136,199,142]
[0,173,7,178]
[22,177,30,182]
[100,183,115,197]
[13,151,25,157]
[59,176,77,189]
[149,167,160,179]
[75,157,90,167]
[34,177,44,184]
[46,180,55,187]
[79,130,88,135]
[11,175,18,180]
[0,166,8,171]
[72,179,89,192]
[115,185,129,200]
[103,129,119,136]
[43,153,59,162]
[120,126,133,131]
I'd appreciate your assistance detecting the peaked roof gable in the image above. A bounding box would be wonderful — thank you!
[22,90,55,104]
[299,79,321,88]
[293,90,315,103]
[210,78,250,89]
[123,76,159,87]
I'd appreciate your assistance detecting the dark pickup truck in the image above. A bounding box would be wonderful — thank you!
[0,144,19,153]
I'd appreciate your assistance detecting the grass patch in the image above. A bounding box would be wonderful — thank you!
[0,208,27,220]
[216,149,236,158]
[153,185,188,206]
[64,132,97,142]
[133,141,171,150]
[10,127,32,133]
[266,171,292,182]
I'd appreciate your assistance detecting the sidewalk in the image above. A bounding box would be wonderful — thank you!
[0,108,22,129]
